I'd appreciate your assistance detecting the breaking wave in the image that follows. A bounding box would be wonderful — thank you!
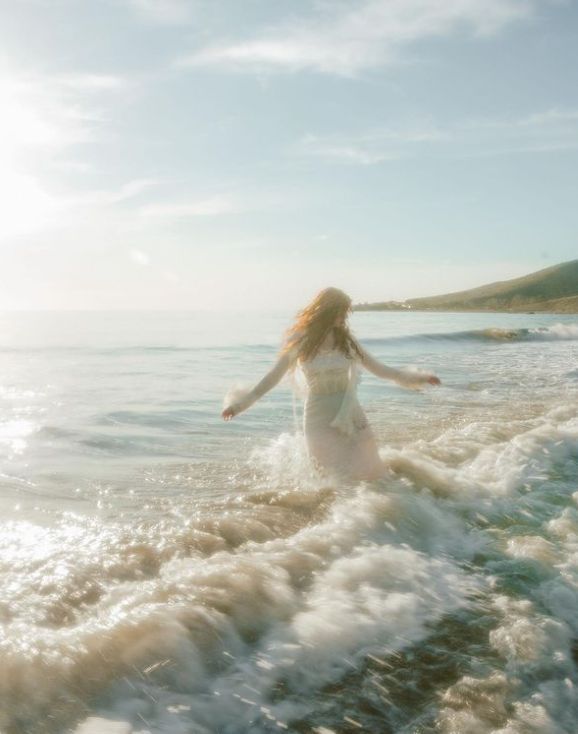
[2,403,578,733]
[364,322,578,347]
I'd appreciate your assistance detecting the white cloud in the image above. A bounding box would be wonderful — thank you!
[138,195,239,218]
[0,74,92,158]
[127,0,196,25]
[0,70,129,156]
[113,178,159,201]
[56,73,129,91]
[458,107,578,155]
[67,178,160,208]
[177,0,539,76]
[498,108,578,128]
[306,144,395,166]
[297,126,446,164]
[296,107,578,164]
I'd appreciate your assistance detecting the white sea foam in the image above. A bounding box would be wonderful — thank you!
[0,458,477,732]
[527,323,578,341]
[380,405,578,498]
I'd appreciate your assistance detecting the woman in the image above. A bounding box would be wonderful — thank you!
[222,288,440,482]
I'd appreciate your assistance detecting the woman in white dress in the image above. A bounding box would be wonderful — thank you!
[222,288,440,482]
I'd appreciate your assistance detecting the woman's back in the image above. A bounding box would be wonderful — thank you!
[298,347,353,395]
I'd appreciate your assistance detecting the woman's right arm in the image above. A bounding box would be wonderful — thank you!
[222,350,296,420]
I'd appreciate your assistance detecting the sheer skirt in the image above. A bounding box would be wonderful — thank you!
[304,390,385,482]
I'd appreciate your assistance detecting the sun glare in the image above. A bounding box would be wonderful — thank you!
[0,77,66,240]
[0,171,61,240]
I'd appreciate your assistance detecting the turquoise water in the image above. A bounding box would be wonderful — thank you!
[1,310,578,733]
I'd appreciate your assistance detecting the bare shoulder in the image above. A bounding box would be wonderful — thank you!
[282,329,304,363]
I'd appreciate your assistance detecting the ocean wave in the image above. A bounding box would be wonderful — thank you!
[3,402,578,733]
[0,478,474,733]
[363,322,578,347]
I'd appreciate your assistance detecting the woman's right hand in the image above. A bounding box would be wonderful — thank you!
[222,405,239,421]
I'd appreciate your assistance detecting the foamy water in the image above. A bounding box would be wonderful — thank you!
[1,310,577,734]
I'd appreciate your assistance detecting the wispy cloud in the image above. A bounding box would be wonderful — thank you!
[126,0,196,25]
[176,0,540,76]
[56,73,129,92]
[0,69,132,165]
[137,195,240,218]
[63,178,160,209]
[1,73,99,156]
[297,126,447,164]
[296,108,578,164]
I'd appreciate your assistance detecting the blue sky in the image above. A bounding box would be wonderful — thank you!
[1,0,577,310]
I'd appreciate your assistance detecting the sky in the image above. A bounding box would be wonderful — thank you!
[0,0,577,311]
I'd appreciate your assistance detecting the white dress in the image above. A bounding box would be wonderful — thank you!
[297,348,385,481]
[224,340,431,482]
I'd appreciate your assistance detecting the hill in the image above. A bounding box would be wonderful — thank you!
[355,260,578,313]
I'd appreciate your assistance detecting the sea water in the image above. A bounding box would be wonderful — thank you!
[1,309,578,733]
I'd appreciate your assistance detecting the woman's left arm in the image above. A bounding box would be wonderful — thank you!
[356,343,441,389]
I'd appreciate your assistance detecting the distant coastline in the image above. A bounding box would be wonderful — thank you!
[354,260,578,315]
[354,301,578,314]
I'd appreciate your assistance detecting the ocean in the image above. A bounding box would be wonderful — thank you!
[1,309,578,734]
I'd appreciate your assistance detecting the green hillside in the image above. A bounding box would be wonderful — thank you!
[355,260,578,313]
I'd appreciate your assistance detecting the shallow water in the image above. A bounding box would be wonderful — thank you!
[1,310,578,733]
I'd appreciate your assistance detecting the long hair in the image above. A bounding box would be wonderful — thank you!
[282,287,363,365]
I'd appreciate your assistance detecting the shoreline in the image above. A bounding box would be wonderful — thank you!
[353,306,578,315]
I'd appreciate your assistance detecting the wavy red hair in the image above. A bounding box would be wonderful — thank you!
[281,287,362,365]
